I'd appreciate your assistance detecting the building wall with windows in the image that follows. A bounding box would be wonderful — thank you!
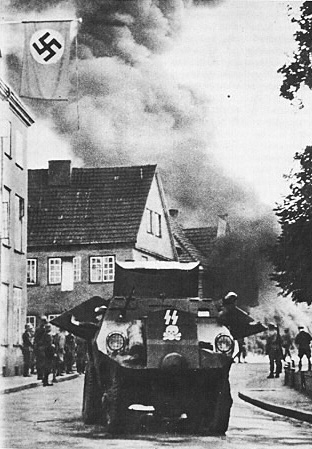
[0,79,34,376]
[27,246,139,318]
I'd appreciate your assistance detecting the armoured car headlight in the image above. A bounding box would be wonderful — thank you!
[106,332,126,352]
[215,334,234,354]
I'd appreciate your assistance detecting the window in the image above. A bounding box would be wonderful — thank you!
[90,256,115,283]
[147,208,153,234]
[13,287,22,345]
[15,129,24,168]
[2,187,10,244]
[14,195,24,252]
[73,256,81,282]
[0,120,11,157]
[0,284,9,345]
[48,258,62,284]
[146,208,162,238]
[27,259,37,285]
[154,212,162,237]
[26,315,36,329]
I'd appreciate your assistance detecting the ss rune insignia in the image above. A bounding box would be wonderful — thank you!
[163,310,182,341]
[29,29,65,65]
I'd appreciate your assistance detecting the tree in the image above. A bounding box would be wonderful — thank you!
[274,2,312,303]
[278,1,312,101]
[272,146,312,304]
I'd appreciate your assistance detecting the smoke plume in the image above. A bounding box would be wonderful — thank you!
[4,0,279,308]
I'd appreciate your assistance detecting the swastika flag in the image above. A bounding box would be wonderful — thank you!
[21,21,71,100]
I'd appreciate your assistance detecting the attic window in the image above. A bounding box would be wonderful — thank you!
[146,208,162,238]
[114,175,119,181]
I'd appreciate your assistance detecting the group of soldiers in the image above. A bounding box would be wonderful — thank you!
[21,316,87,386]
[266,323,312,378]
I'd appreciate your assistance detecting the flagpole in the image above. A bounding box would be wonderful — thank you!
[0,18,82,25]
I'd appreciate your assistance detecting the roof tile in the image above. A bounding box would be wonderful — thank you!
[28,163,156,247]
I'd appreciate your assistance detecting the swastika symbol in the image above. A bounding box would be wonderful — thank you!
[29,29,65,65]
[32,32,62,62]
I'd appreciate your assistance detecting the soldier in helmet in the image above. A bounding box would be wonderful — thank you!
[265,323,283,378]
[218,291,238,328]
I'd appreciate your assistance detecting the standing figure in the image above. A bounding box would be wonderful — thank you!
[53,328,66,377]
[236,338,247,363]
[295,326,312,371]
[64,333,77,374]
[21,324,34,377]
[33,316,48,380]
[41,323,56,386]
[265,323,283,378]
[281,328,293,363]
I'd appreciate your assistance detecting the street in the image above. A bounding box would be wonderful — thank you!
[2,362,312,449]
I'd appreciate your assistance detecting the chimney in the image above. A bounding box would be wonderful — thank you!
[217,214,228,238]
[169,209,179,219]
[48,160,71,186]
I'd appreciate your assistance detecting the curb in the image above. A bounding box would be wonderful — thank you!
[238,391,312,424]
[0,373,79,395]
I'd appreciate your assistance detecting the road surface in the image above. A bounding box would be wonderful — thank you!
[1,362,312,449]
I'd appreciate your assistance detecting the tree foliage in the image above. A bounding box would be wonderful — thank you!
[272,147,312,304]
[278,1,312,100]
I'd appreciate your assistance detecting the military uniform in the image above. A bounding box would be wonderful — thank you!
[295,328,312,370]
[22,325,34,377]
[41,326,55,386]
[266,326,283,378]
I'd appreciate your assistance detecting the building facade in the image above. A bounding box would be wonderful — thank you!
[0,79,34,376]
[27,161,178,326]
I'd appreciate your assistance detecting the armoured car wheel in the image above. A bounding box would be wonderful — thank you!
[102,365,126,433]
[82,361,102,424]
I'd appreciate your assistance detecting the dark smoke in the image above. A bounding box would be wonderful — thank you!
[5,0,278,307]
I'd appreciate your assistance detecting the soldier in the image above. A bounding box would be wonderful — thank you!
[295,326,312,371]
[41,323,56,386]
[218,291,238,326]
[236,338,247,363]
[33,316,48,380]
[265,323,283,378]
[53,328,66,377]
[64,333,77,374]
[281,328,293,363]
[21,324,34,377]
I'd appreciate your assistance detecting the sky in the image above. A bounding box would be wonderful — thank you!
[1,0,312,211]
[157,0,312,207]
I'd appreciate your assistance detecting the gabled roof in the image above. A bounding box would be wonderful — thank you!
[170,219,208,264]
[184,227,218,258]
[28,163,157,247]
